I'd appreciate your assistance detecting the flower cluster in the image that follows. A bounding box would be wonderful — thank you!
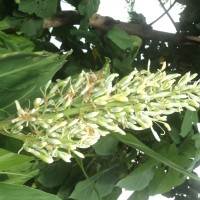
[9,64,200,163]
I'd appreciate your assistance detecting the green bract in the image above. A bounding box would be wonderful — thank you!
[8,64,200,163]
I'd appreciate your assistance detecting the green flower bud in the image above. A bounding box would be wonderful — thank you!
[110,107,124,113]
[91,90,106,98]
[53,113,64,121]
[47,138,62,145]
[58,151,71,162]
[83,111,99,118]
[72,150,84,158]
[24,146,53,164]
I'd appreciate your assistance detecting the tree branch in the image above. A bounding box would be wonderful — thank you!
[43,11,200,45]
[43,11,82,28]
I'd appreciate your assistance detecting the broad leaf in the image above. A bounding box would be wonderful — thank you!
[69,173,102,200]
[117,159,157,191]
[106,27,142,53]
[69,166,120,200]
[106,27,142,75]
[0,183,61,200]
[78,0,100,16]
[148,167,185,195]
[37,161,71,188]
[112,132,200,182]
[0,51,69,117]
[78,0,100,28]
[128,190,149,200]
[103,187,122,200]
[180,110,198,137]
[0,31,35,53]
[19,19,43,37]
[18,0,57,18]
[0,148,33,170]
[0,148,38,184]
[93,135,118,155]
[0,20,12,31]
[169,127,181,144]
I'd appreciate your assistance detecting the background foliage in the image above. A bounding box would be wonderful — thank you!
[0,0,200,199]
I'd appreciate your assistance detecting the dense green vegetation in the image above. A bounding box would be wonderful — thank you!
[0,0,200,199]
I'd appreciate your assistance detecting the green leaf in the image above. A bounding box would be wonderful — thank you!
[95,167,120,197]
[111,132,200,182]
[129,35,142,58]
[106,27,142,52]
[169,127,181,144]
[72,155,101,200]
[37,161,71,188]
[106,27,142,75]
[70,160,120,200]
[0,20,11,31]
[0,183,61,200]
[113,55,134,76]
[192,134,200,149]
[19,19,43,37]
[145,144,186,194]
[128,190,148,200]
[0,51,69,116]
[180,110,198,137]
[103,187,122,200]
[0,31,35,53]
[78,0,100,28]
[0,148,33,170]
[78,0,100,17]
[117,159,157,191]
[148,167,185,195]
[107,27,134,51]
[93,135,118,155]
[0,148,38,184]
[18,0,57,18]
[69,173,102,200]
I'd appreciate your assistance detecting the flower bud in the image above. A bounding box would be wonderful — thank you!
[67,119,79,128]
[112,94,128,102]
[83,111,99,119]
[91,90,106,98]
[53,113,64,121]
[110,107,124,113]
[57,77,71,87]
[58,151,71,162]
[72,150,84,158]
[34,98,44,109]
[150,127,161,142]
[47,138,62,145]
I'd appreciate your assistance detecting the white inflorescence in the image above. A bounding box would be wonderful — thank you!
[10,65,200,163]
